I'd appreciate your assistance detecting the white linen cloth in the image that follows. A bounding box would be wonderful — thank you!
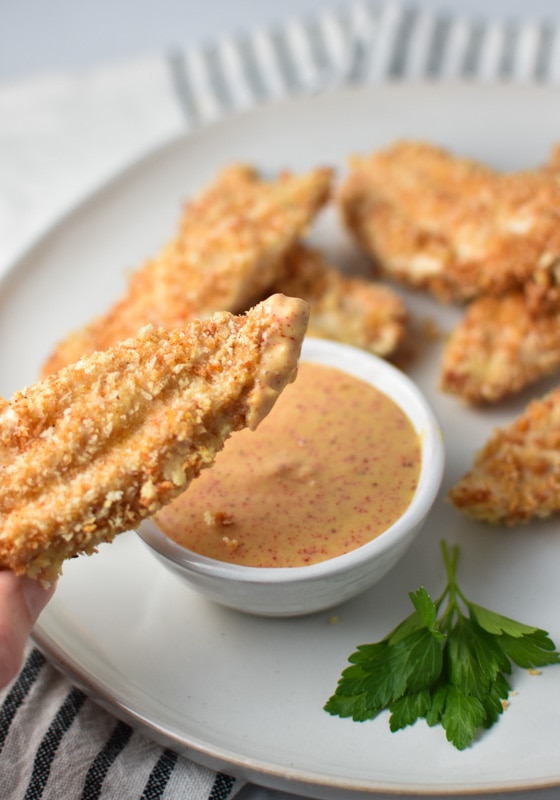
[1,2,560,798]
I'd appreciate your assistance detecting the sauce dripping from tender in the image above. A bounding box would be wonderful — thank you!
[154,362,421,567]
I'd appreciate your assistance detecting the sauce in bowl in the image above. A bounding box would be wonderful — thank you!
[154,361,421,568]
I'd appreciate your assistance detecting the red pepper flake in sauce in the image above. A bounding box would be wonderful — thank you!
[154,362,421,567]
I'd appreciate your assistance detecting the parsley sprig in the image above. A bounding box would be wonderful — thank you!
[324,541,560,750]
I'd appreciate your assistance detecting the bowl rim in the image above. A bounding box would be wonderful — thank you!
[137,337,445,585]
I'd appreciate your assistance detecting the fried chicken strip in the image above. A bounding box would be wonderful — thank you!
[449,385,560,525]
[43,164,331,375]
[0,294,309,581]
[339,141,560,303]
[268,243,407,358]
[440,292,560,403]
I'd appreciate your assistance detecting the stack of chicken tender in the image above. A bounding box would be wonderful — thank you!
[0,159,412,581]
[5,143,560,584]
[338,140,560,526]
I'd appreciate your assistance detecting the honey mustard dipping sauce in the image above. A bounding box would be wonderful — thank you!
[154,361,421,568]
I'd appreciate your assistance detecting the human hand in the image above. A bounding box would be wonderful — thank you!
[0,571,55,690]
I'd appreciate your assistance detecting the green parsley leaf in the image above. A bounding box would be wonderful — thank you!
[469,603,541,638]
[385,610,426,645]
[409,587,445,641]
[480,672,510,728]
[389,689,431,731]
[445,617,509,696]
[324,541,560,750]
[499,630,560,669]
[425,682,447,727]
[441,686,486,751]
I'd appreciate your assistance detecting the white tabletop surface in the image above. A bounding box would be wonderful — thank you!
[2,2,560,800]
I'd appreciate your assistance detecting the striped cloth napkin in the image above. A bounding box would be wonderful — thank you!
[0,2,559,799]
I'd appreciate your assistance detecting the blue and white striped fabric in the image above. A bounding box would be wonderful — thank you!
[1,2,559,799]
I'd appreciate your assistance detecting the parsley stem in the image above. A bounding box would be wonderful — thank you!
[436,541,466,632]
[441,539,475,615]
[440,539,459,586]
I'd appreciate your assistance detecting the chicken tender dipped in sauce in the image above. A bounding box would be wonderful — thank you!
[155,361,421,567]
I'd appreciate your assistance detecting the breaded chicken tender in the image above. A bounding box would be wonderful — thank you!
[0,294,309,581]
[339,141,560,303]
[440,292,560,403]
[43,164,331,375]
[267,243,407,357]
[449,385,560,525]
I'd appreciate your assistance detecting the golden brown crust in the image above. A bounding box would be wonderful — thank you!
[42,164,331,375]
[267,243,408,358]
[338,141,560,303]
[440,292,560,403]
[449,386,560,525]
[0,295,309,581]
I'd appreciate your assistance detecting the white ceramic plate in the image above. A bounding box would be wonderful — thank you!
[4,84,560,798]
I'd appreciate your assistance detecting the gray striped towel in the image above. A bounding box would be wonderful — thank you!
[1,2,559,799]
[167,0,560,129]
[1,647,239,799]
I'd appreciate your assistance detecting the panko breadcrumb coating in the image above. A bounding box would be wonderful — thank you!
[43,164,331,375]
[0,294,309,581]
[440,292,560,403]
[339,140,560,303]
[267,243,407,358]
[449,385,560,525]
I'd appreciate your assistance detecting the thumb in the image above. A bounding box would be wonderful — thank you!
[0,572,55,690]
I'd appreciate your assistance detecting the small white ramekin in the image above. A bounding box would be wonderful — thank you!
[137,337,444,616]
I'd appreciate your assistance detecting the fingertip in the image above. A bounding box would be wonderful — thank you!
[21,576,56,622]
[0,572,55,690]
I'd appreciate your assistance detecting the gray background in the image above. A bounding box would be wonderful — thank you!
[2,0,559,81]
